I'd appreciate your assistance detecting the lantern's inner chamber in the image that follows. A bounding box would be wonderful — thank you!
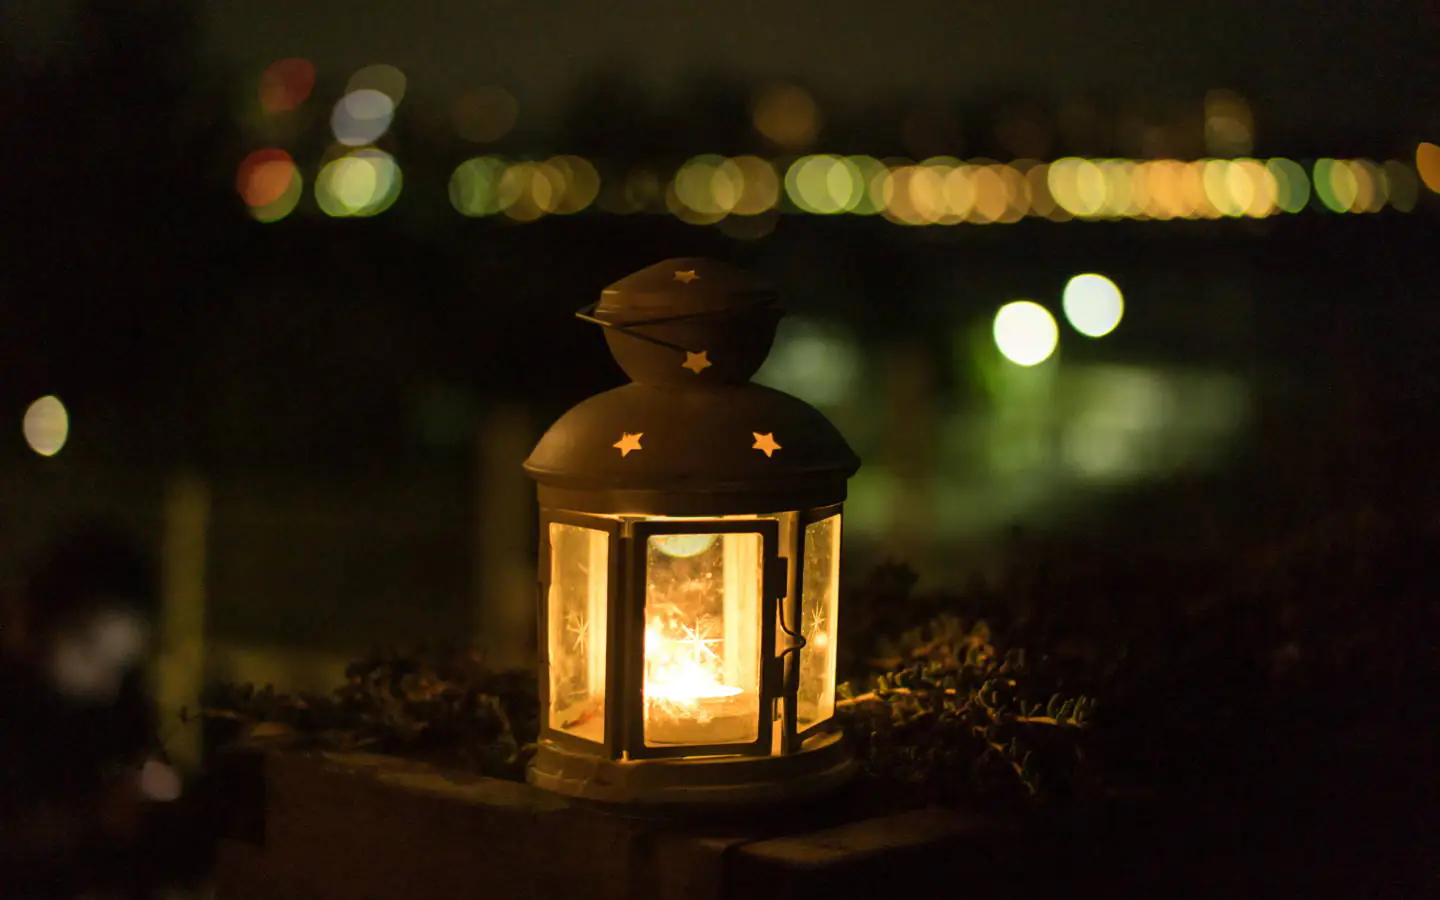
[545,512,841,757]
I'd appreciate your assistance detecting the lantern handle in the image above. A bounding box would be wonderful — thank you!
[574,302,703,355]
[776,601,808,652]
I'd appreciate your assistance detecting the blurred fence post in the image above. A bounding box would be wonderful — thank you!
[157,471,210,773]
[475,406,537,669]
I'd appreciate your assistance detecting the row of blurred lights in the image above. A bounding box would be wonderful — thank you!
[239,149,1439,225]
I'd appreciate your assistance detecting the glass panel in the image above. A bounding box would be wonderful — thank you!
[547,523,608,743]
[798,515,841,729]
[643,532,762,746]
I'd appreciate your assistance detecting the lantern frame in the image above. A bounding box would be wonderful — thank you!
[525,257,860,806]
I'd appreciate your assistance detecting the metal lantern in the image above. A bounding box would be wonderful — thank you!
[523,258,861,806]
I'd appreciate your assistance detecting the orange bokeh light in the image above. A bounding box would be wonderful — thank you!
[237,149,297,207]
[259,59,316,114]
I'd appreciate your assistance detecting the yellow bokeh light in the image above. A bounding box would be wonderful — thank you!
[845,156,887,215]
[675,155,731,216]
[993,301,1059,366]
[1048,158,1106,218]
[1098,160,1137,218]
[1139,161,1179,219]
[23,395,68,457]
[499,161,564,221]
[879,166,927,225]
[449,156,508,216]
[785,155,860,215]
[944,165,975,220]
[666,179,725,225]
[1183,162,1219,218]
[1314,159,1357,213]
[1204,89,1254,157]
[1062,274,1124,338]
[1416,143,1440,194]
[1267,159,1310,213]
[346,64,407,106]
[1351,159,1385,213]
[971,165,1009,223]
[721,156,780,216]
[752,84,820,150]
[452,86,519,143]
[316,149,401,217]
[1383,160,1419,212]
[546,156,600,214]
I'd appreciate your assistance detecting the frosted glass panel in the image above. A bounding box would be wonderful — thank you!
[798,515,841,729]
[547,523,608,743]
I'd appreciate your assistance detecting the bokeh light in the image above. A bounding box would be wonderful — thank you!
[675,155,732,217]
[1062,274,1124,337]
[259,58,316,114]
[236,149,296,207]
[346,64,407,106]
[1350,159,1385,213]
[331,89,395,147]
[722,156,781,215]
[316,149,402,217]
[545,156,601,214]
[1416,143,1440,194]
[845,156,887,215]
[452,87,519,143]
[1267,159,1310,213]
[1204,89,1254,157]
[1383,160,1419,212]
[752,84,820,150]
[23,395,68,456]
[993,301,1059,366]
[450,156,510,216]
[1313,159,1357,213]
[786,155,862,215]
[500,161,565,222]
[1048,158,1106,218]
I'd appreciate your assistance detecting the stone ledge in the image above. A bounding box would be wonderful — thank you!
[212,750,1033,900]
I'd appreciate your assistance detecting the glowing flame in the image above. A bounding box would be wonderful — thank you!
[644,618,741,713]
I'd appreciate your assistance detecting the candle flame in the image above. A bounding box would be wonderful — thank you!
[644,618,741,711]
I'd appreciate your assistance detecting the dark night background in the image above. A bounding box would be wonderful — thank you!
[1,0,1437,736]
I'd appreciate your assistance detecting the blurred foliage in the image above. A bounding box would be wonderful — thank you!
[837,613,1096,807]
[198,505,1436,812]
[198,646,538,781]
[840,505,1439,802]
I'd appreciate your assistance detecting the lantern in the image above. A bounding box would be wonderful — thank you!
[523,258,861,806]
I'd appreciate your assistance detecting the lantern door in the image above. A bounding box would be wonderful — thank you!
[625,519,783,759]
[539,510,624,756]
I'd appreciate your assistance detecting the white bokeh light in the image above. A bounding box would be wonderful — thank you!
[993,301,1059,366]
[1063,273,1125,338]
[330,89,395,147]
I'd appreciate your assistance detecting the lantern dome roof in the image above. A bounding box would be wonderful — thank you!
[525,259,859,516]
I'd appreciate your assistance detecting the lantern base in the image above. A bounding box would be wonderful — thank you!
[527,728,856,808]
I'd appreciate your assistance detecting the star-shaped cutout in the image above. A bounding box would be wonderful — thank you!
[681,350,712,374]
[752,432,781,457]
[674,269,699,283]
[614,432,643,457]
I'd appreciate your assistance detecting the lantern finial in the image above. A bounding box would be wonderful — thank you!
[578,257,782,385]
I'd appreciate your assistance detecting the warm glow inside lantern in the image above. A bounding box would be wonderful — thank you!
[524,258,860,806]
